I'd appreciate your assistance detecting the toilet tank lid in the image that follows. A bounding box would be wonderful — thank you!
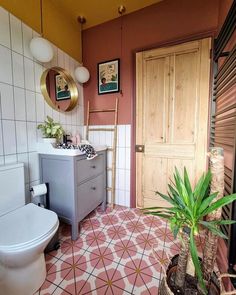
[0,203,58,247]
[0,163,24,171]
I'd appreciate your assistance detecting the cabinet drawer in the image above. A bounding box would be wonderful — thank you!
[76,154,104,184]
[77,174,105,220]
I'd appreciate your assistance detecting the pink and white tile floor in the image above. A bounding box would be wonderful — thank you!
[34,205,195,295]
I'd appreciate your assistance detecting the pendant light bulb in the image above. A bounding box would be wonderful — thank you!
[74,15,90,84]
[29,0,54,63]
[30,37,54,63]
[75,66,90,83]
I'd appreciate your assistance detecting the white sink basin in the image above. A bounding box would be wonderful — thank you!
[37,143,107,156]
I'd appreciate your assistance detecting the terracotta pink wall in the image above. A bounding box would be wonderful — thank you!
[83,0,220,125]
[217,0,233,33]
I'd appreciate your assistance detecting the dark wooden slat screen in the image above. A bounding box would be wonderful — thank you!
[211,0,236,270]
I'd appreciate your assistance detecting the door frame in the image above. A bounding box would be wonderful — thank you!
[130,33,214,208]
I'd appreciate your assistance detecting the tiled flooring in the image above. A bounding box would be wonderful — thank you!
[35,205,204,295]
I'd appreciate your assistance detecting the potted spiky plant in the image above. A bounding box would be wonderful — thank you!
[143,167,236,295]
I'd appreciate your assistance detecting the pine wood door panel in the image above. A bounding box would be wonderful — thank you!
[136,38,211,208]
[145,143,195,159]
[144,57,169,143]
[167,158,195,186]
[170,51,199,144]
[143,157,168,198]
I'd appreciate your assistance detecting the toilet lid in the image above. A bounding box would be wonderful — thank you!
[0,203,58,247]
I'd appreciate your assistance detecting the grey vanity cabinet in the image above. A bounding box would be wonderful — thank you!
[39,150,107,240]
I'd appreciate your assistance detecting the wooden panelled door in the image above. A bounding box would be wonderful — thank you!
[136,38,211,208]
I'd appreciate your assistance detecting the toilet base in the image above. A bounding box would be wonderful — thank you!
[0,253,46,295]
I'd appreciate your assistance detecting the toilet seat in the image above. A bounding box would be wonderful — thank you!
[0,203,59,251]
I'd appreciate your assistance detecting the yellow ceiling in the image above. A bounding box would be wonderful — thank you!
[0,0,162,61]
[51,0,163,29]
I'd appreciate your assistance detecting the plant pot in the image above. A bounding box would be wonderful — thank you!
[159,255,220,295]
[42,138,57,144]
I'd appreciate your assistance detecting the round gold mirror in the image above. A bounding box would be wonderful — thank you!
[40,67,78,112]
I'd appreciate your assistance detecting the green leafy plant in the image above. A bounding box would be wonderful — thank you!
[143,167,236,293]
[37,116,64,140]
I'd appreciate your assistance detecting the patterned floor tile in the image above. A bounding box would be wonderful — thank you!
[135,232,159,253]
[38,280,58,294]
[47,258,72,275]
[52,287,72,295]
[75,271,102,294]
[49,240,75,260]
[63,236,85,250]
[154,226,168,243]
[46,265,72,286]
[59,225,71,241]
[37,205,173,294]
[117,210,137,222]
[126,220,146,235]
[101,214,121,228]
[80,219,102,233]
[140,286,159,295]
[73,248,91,266]
[112,238,139,259]
[45,254,59,272]
[55,267,90,294]
[143,215,164,226]
[106,224,129,241]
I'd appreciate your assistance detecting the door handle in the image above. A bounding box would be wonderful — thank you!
[135,145,145,153]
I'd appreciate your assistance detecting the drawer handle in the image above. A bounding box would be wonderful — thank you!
[91,165,96,169]
[91,186,96,190]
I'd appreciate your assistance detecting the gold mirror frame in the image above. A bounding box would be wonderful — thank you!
[40,67,78,112]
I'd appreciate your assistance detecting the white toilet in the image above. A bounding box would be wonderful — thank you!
[0,163,59,295]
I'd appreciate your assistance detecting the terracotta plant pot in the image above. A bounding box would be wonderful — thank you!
[159,255,220,295]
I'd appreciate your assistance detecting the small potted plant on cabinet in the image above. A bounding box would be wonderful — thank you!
[37,116,64,144]
[143,163,236,295]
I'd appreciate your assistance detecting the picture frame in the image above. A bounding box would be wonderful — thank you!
[55,74,71,101]
[97,58,120,95]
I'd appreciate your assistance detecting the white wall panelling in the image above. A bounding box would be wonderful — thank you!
[0,6,84,199]
[86,124,131,207]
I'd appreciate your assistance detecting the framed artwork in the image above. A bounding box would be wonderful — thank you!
[97,58,120,95]
[55,74,71,101]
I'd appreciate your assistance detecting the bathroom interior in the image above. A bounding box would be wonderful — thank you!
[0,0,235,294]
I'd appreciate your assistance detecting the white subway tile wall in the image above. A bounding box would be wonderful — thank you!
[86,125,131,207]
[0,7,10,48]
[0,6,132,208]
[0,45,12,84]
[0,7,84,199]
